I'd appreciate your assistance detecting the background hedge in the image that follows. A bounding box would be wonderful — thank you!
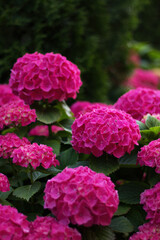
[0,0,147,102]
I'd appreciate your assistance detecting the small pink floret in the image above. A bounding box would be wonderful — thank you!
[0,173,10,192]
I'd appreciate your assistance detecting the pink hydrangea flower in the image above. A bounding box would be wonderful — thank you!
[0,133,30,159]
[71,107,141,158]
[0,100,36,130]
[127,68,159,89]
[26,216,81,240]
[0,93,20,106]
[137,139,160,173]
[9,52,82,104]
[141,113,160,124]
[114,88,160,120]
[29,125,63,137]
[44,166,119,227]
[0,204,30,239]
[11,142,59,169]
[140,182,160,224]
[129,222,160,240]
[0,84,12,94]
[0,173,10,192]
[71,101,112,118]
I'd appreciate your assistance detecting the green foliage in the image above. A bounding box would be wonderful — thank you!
[80,226,116,240]
[110,216,134,233]
[0,0,147,102]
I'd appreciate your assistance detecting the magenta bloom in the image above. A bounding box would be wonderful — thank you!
[0,84,12,94]
[0,204,30,239]
[26,216,81,240]
[71,107,141,158]
[129,222,160,240]
[0,173,10,192]
[0,100,36,130]
[127,68,159,89]
[29,125,63,137]
[0,133,30,159]
[11,143,59,169]
[9,52,82,104]
[140,182,160,224]
[137,139,160,174]
[114,88,160,120]
[44,166,119,227]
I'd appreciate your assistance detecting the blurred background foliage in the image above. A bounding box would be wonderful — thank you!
[1,0,159,103]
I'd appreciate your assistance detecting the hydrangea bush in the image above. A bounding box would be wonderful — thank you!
[0,52,160,240]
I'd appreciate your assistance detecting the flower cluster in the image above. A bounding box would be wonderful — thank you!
[0,100,36,130]
[11,142,59,169]
[0,204,30,239]
[71,101,112,118]
[71,107,141,158]
[0,84,12,94]
[137,139,160,173]
[9,52,82,104]
[129,222,160,240]
[114,88,160,120]
[26,216,81,240]
[0,133,30,159]
[140,182,160,224]
[44,166,119,227]
[127,68,159,89]
[0,173,10,192]
[29,125,63,137]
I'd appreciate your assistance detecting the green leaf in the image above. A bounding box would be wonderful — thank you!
[0,187,13,200]
[13,181,41,201]
[145,114,160,128]
[119,148,139,167]
[139,126,160,145]
[36,105,61,124]
[136,120,147,130]
[41,139,61,156]
[89,154,119,176]
[118,182,149,204]
[81,226,116,240]
[57,148,78,169]
[31,171,50,182]
[126,205,147,231]
[114,204,131,216]
[58,119,74,134]
[55,101,74,121]
[110,216,134,233]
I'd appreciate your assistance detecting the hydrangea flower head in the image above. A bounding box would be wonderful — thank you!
[11,142,59,169]
[0,204,30,239]
[44,166,119,227]
[9,52,82,104]
[140,182,160,224]
[0,173,10,192]
[0,133,30,159]
[129,222,160,240]
[137,139,160,173]
[0,84,12,94]
[26,216,81,240]
[29,125,63,137]
[114,88,160,120]
[127,68,159,89]
[71,107,141,158]
[0,100,36,130]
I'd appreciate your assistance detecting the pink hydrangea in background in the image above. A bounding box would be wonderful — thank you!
[71,101,112,118]
[141,113,160,124]
[9,52,82,104]
[0,204,30,239]
[137,139,160,174]
[0,133,30,159]
[29,125,63,137]
[0,173,10,192]
[44,166,119,227]
[114,88,160,120]
[26,216,81,240]
[11,142,59,169]
[127,68,159,89]
[129,222,160,240]
[140,182,160,224]
[0,100,36,130]
[71,107,141,158]
[0,84,12,94]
